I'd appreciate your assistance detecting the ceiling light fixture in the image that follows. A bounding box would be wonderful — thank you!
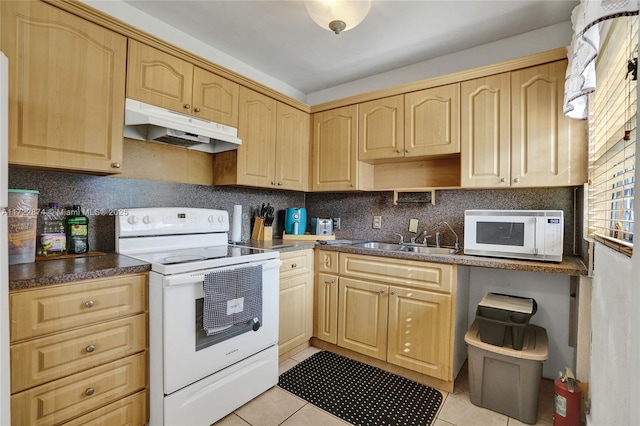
[304,0,372,35]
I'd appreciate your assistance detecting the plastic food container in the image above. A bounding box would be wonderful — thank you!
[7,189,40,264]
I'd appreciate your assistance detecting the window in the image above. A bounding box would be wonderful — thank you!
[588,16,637,256]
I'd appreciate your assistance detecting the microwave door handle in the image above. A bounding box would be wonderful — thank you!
[533,218,538,255]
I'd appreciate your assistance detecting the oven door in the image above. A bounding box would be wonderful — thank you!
[156,258,280,394]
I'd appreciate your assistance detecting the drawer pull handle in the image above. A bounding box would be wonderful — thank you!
[85,388,95,396]
[86,345,96,353]
[291,263,297,268]
[85,300,94,308]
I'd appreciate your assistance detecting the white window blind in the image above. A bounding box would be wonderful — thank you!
[588,16,636,256]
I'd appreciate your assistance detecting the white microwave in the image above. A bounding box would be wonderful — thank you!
[464,210,564,262]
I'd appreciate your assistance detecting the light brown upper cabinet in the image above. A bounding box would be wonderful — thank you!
[1,1,126,174]
[461,60,586,188]
[126,40,239,127]
[358,95,404,161]
[404,84,460,157]
[213,87,309,191]
[312,105,365,191]
[460,73,511,188]
[510,60,586,187]
[359,85,460,162]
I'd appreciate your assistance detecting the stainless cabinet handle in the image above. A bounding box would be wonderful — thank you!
[404,149,409,153]
[277,182,283,186]
[86,345,95,353]
[194,107,201,112]
[291,263,297,268]
[330,279,336,283]
[379,289,385,294]
[396,149,401,154]
[514,177,521,183]
[390,290,395,295]
[271,181,276,185]
[184,103,191,109]
[85,300,94,308]
[500,178,506,183]
[111,162,121,169]
[85,388,95,396]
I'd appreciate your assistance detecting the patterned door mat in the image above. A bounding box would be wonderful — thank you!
[278,351,443,426]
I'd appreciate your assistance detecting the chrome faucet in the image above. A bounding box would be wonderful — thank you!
[437,221,460,251]
[394,233,405,244]
[418,230,431,245]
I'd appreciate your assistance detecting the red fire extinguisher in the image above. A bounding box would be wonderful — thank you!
[554,368,582,426]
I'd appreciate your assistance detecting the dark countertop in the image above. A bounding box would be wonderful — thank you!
[9,238,587,292]
[8,253,151,291]
[252,238,588,276]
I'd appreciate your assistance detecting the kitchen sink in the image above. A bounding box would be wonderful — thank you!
[350,241,459,255]
[399,245,459,255]
[351,241,404,250]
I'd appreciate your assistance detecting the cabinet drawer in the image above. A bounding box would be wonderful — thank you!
[10,274,147,342]
[11,314,147,393]
[279,250,313,278]
[11,352,146,426]
[316,250,339,274]
[61,390,147,426]
[339,253,453,293]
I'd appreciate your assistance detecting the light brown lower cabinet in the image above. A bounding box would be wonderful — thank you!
[9,273,149,426]
[278,250,314,357]
[315,250,455,382]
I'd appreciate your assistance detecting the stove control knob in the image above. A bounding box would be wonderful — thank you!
[217,215,225,224]
[143,215,153,224]
[127,216,138,225]
[252,320,261,332]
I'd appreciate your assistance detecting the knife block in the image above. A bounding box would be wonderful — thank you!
[251,217,272,241]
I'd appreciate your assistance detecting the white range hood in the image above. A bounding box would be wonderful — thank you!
[123,99,241,153]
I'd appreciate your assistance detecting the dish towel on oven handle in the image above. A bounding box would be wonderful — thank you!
[203,265,263,336]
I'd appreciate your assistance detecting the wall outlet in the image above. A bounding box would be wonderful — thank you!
[332,217,341,230]
[409,218,419,233]
[372,215,382,229]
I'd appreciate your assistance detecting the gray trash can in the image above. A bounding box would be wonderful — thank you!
[465,319,548,424]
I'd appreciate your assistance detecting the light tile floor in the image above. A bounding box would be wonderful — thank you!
[214,346,555,426]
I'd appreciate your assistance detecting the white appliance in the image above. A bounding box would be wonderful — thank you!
[116,207,280,426]
[0,51,10,426]
[464,209,564,262]
[124,98,242,153]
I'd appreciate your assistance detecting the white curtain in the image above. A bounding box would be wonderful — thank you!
[563,0,639,119]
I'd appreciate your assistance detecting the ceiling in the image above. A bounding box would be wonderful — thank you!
[122,0,578,95]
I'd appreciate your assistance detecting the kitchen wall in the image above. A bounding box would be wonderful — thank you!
[8,168,305,252]
[306,187,581,256]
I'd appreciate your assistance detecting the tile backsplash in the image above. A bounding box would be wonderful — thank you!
[8,168,304,252]
[305,187,582,256]
[10,168,583,258]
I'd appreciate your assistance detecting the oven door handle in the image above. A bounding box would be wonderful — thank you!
[162,259,282,287]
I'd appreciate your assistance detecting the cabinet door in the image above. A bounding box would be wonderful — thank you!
[192,67,239,127]
[511,60,578,187]
[338,277,388,360]
[461,73,511,188]
[126,39,193,114]
[1,1,126,174]
[387,286,452,381]
[405,84,460,157]
[315,272,338,344]
[358,95,404,160]
[275,103,310,191]
[236,87,277,187]
[312,105,359,191]
[279,273,313,355]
